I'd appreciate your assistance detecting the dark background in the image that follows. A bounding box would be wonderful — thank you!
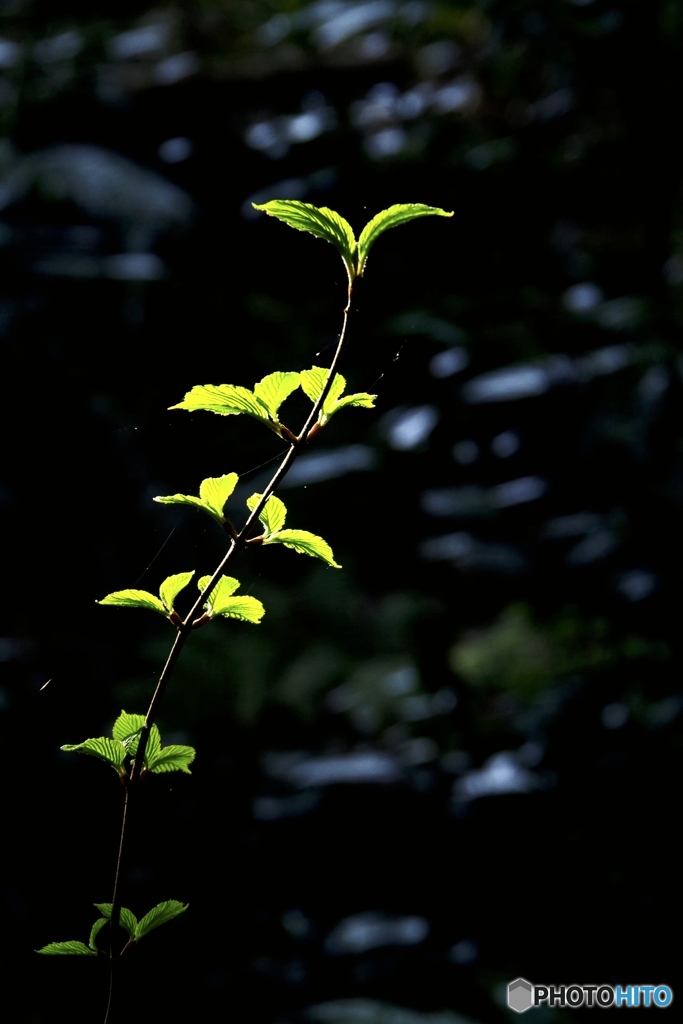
[1,2,681,1022]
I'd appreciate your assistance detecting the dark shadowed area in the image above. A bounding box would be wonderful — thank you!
[2,2,681,1022]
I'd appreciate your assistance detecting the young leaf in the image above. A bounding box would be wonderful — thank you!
[200,473,239,515]
[159,571,195,614]
[61,737,126,773]
[147,744,196,775]
[155,473,239,527]
[299,365,328,405]
[198,574,239,606]
[357,203,453,276]
[212,595,265,623]
[112,711,146,753]
[197,575,266,624]
[37,940,97,956]
[253,201,357,283]
[246,492,287,535]
[170,383,268,422]
[327,391,376,416]
[88,918,108,952]
[93,903,139,938]
[134,900,188,941]
[300,367,376,425]
[143,723,162,766]
[253,371,301,420]
[98,589,166,615]
[264,529,341,568]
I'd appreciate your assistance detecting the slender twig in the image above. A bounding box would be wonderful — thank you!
[104,784,130,1024]
[103,280,355,1020]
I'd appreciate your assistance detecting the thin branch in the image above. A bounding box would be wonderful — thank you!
[104,280,355,1020]
[103,784,130,1024]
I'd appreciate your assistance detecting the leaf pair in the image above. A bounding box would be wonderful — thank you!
[247,493,341,568]
[300,366,374,426]
[170,366,375,435]
[169,371,300,439]
[98,571,265,626]
[253,201,453,286]
[37,900,187,956]
[61,710,196,777]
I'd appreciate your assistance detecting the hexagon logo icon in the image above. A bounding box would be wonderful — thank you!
[508,978,533,1013]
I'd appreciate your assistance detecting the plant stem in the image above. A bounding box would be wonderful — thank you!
[102,280,355,1020]
[104,784,129,1024]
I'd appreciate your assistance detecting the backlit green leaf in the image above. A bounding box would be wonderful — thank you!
[154,489,214,516]
[159,571,195,613]
[247,492,287,535]
[37,940,97,956]
[211,595,266,623]
[253,201,357,282]
[94,903,138,938]
[197,575,263,622]
[357,203,453,276]
[197,574,240,610]
[119,907,138,938]
[98,589,166,615]
[253,371,300,420]
[61,736,126,771]
[327,391,376,414]
[147,744,196,775]
[199,473,239,517]
[88,918,108,952]
[170,384,268,422]
[299,365,328,404]
[143,723,162,766]
[300,366,376,424]
[134,900,188,941]
[155,473,239,526]
[112,711,145,753]
[264,529,341,568]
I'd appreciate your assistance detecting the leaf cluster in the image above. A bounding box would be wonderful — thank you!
[97,571,265,626]
[61,711,196,778]
[253,201,453,286]
[169,365,375,439]
[37,900,187,957]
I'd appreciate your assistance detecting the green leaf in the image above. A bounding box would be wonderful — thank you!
[300,366,376,424]
[112,711,146,754]
[88,918,108,952]
[119,907,138,938]
[37,940,97,956]
[147,744,196,775]
[98,589,166,615]
[154,491,215,520]
[253,201,357,282]
[357,203,453,276]
[143,723,162,767]
[159,571,195,613]
[299,365,328,405]
[134,900,188,941]
[199,473,239,516]
[61,736,126,772]
[170,384,269,422]
[155,473,239,526]
[198,574,239,608]
[328,391,376,414]
[93,903,138,938]
[211,595,266,623]
[197,574,265,622]
[253,371,300,420]
[246,492,287,535]
[264,529,341,568]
